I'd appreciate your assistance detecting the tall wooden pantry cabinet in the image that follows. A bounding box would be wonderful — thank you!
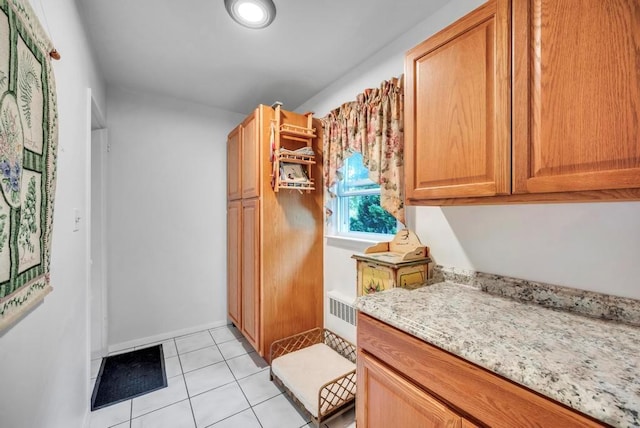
[226,105,324,362]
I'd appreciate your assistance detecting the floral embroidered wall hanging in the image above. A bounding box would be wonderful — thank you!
[0,0,58,330]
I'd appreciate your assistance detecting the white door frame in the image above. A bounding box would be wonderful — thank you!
[87,89,108,359]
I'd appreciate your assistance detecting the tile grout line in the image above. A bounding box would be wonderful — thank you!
[223,325,313,427]
[208,327,265,428]
[142,334,226,424]
[187,378,238,399]
[181,329,246,396]
[169,337,200,428]
[95,327,315,428]
[127,338,182,428]
[128,339,185,424]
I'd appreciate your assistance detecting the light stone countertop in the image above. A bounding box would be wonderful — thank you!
[356,282,640,428]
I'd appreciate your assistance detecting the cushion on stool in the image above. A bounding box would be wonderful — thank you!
[271,343,356,417]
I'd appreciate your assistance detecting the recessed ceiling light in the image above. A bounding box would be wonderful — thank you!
[225,0,276,29]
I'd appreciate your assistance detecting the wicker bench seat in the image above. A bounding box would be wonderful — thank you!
[270,328,357,427]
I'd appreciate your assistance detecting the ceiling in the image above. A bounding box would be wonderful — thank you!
[77,0,450,115]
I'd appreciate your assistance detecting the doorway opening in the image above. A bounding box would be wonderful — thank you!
[89,90,108,359]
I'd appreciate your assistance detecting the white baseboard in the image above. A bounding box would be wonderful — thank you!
[108,319,229,353]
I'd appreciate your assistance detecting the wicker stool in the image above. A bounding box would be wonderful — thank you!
[270,328,357,427]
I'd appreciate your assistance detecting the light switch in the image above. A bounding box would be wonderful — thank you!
[73,208,81,232]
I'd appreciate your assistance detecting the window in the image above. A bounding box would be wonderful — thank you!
[333,153,398,238]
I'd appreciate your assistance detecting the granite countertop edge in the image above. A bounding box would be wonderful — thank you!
[355,282,640,428]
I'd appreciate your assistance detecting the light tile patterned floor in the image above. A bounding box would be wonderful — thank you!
[89,325,356,428]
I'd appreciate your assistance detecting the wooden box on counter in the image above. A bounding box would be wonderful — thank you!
[352,230,431,296]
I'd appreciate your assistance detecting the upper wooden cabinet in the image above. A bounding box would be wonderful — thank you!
[513,0,640,194]
[405,0,510,200]
[241,110,261,199]
[406,0,640,204]
[227,126,242,201]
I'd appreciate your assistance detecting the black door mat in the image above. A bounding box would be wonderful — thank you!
[91,344,167,411]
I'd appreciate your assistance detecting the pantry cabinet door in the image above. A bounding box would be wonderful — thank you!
[227,126,242,201]
[513,0,640,194]
[241,110,261,199]
[405,0,510,200]
[227,200,242,328]
[241,198,260,352]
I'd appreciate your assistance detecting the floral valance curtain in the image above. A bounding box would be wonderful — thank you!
[322,76,405,224]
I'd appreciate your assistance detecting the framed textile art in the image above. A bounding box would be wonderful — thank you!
[0,0,58,330]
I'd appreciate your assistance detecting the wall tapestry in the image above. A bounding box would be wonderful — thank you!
[0,0,58,331]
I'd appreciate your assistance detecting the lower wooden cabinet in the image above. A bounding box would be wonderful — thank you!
[226,200,241,327]
[358,351,476,428]
[226,197,261,352]
[240,198,260,350]
[357,313,604,427]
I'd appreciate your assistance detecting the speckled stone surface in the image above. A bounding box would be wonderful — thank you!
[430,266,640,326]
[356,282,640,427]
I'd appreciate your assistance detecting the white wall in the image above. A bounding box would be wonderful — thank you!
[296,0,640,341]
[414,203,640,299]
[106,86,244,348]
[0,0,106,427]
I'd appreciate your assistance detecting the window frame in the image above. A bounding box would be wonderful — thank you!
[329,153,398,241]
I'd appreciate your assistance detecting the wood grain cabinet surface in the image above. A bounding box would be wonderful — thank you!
[226,105,324,362]
[405,0,640,205]
[357,313,604,428]
[240,198,260,350]
[512,0,640,195]
[405,0,510,200]
[226,199,241,327]
[241,111,260,199]
[227,125,242,201]
[358,351,477,428]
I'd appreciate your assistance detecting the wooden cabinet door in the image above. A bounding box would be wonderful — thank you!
[357,351,463,428]
[405,0,510,200]
[241,110,261,199]
[227,126,242,201]
[227,200,242,327]
[513,0,640,194]
[241,198,260,352]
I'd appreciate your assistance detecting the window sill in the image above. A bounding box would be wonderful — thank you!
[325,234,388,252]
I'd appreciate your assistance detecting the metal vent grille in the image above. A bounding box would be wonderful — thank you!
[329,295,357,326]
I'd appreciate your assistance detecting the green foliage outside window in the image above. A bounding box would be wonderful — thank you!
[349,194,397,234]
[337,153,397,236]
